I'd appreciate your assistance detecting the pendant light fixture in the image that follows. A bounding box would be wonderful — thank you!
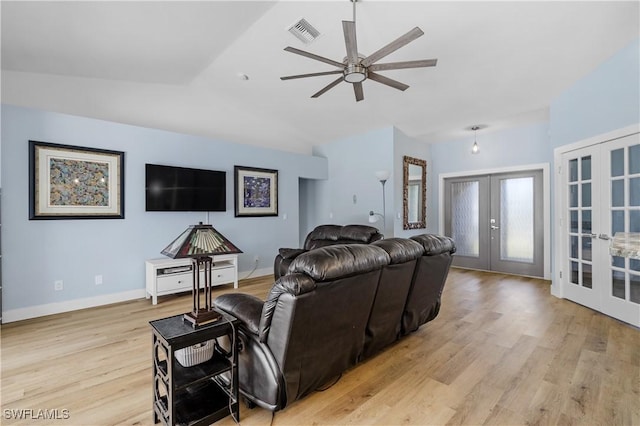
[471,125,480,154]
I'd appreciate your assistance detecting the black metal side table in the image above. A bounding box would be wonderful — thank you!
[150,311,239,426]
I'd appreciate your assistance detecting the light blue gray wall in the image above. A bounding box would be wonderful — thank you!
[550,37,640,147]
[428,36,639,277]
[1,105,327,312]
[430,122,552,233]
[309,126,436,239]
[547,36,639,280]
[311,127,395,236]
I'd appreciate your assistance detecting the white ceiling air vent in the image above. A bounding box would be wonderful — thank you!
[287,18,320,45]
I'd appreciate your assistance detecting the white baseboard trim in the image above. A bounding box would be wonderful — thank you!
[2,289,146,323]
[238,267,274,281]
[550,283,563,299]
[2,267,275,323]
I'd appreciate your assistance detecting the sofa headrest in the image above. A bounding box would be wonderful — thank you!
[410,234,456,255]
[308,224,343,242]
[338,225,382,242]
[307,224,381,244]
[372,238,424,264]
[259,273,316,342]
[289,244,390,281]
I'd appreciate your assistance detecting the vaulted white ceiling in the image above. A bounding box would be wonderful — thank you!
[2,1,638,154]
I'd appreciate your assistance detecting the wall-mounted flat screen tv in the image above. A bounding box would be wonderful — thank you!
[145,164,226,212]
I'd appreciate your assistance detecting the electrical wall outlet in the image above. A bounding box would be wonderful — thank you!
[54,280,63,291]
[95,275,103,285]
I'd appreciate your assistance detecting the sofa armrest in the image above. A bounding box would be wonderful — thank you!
[278,248,307,260]
[214,293,264,336]
[259,273,316,343]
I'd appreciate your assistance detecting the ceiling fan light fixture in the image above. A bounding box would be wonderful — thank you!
[343,64,367,83]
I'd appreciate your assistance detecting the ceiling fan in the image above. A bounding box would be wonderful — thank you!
[280,0,437,102]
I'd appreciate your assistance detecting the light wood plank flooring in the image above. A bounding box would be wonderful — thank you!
[1,268,638,425]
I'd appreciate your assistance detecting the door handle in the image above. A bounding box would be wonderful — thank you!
[491,225,500,230]
[581,233,597,238]
[598,234,610,240]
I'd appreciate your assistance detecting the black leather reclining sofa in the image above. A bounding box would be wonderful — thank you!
[214,233,455,411]
[273,224,383,280]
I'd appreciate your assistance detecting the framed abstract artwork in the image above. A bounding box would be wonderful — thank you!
[234,166,278,217]
[29,140,125,220]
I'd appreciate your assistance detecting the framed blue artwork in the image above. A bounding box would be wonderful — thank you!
[234,165,278,217]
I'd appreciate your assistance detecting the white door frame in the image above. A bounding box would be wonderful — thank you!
[552,123,640,298]
[439,162,551,280]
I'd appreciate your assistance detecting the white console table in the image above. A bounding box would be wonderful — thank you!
[145,254,238,305]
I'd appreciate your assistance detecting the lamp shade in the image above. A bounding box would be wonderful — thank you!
[375,170,390,181]
[369,211,382,223]
[161,222,242,258]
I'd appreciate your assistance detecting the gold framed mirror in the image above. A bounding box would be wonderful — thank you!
[403,155,426,230]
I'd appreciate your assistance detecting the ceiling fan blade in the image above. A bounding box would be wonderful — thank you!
[284,46,344,68]
[368,59,437,72]
[367,72,409,91]
[280,70,343,80]
[311,76,344,98]
[353,82,364,102]
[343,20,359,64]
[361,27,424,67]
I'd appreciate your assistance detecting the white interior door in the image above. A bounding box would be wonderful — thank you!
[560,133,640,327]
[601,134,640,325]
[561,145,602,311]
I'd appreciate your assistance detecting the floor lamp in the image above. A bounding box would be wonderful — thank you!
[369,170,390,231]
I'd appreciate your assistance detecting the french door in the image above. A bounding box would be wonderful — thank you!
[444,170,544,277]
[560,133,640,327]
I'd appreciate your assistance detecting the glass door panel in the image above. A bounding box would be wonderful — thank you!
[569,154,594,288]
[499,177,534,262]
[444,176,489,270]
[451,181,480,257]
[561,145,601,311]
[490,171,543,277]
